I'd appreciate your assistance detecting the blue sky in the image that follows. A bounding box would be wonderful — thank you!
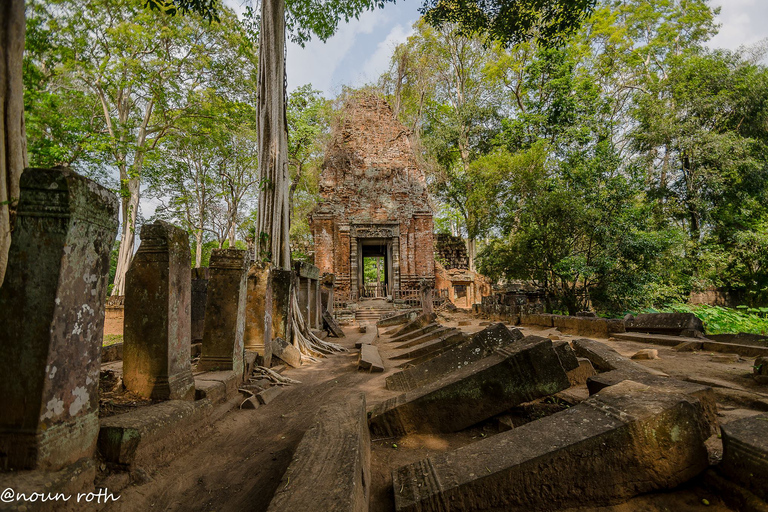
[274,0,768,96]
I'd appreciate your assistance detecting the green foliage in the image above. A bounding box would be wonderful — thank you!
[646,304,768,336]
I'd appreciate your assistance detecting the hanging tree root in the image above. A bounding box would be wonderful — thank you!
[290,287,346,363]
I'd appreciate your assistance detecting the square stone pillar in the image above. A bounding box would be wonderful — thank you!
[321,273,335,315]
[123,220,195,401]
[271,268,294,345]
[198,249,249,375]
[311,278,321,329]
[244,262,273,367]
[191,267,209,344]
[0,167,118,470]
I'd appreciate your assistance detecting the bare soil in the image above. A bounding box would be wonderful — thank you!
[96,311,767,511]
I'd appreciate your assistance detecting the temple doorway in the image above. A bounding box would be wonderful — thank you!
[357,239,392,299]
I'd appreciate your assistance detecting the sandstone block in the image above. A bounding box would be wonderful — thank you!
[271,337,302,368]
[719,413,768,501]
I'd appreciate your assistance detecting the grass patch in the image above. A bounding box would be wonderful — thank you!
[103,334,123,346]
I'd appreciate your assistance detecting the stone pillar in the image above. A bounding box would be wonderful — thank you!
[198,249,249,375]
[311,278,321,329]
[321,273,335,314]
[420,279,434,315]
[123,221,195,401]
[191,267,209,344]
[271,268,294,345]
[0,167,118,470]
[244,262,273,367]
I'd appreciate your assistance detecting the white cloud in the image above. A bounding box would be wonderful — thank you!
[358,23,415,86]
[286,10,389,94]
[709,0,768,55]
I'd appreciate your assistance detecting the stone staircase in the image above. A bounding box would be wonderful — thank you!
[355,298,395,325]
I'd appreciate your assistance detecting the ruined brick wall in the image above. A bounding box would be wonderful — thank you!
[434,233,469,270]
[310,93,434,300]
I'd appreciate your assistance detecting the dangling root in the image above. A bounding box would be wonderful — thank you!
[290,287,346,363]
[250,365,302,385]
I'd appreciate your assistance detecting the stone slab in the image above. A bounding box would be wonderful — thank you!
[395,333,471,369]
[370,338,570,436]
[194,370,240,401]
[719,413,768,501]
[390,331,465,361]
[271,337,302,368]
[392,380,712,512]
[194,379,227,403]
[355,327,379,349]
[385,324,522,392]
[586,369,719,435]
[392,326,454,349]
[567,358,596,387]
[390,323,442,344]
[572,338,668,377]
[267,393,370,512]
[613,332,700,347]
[552,340,579,372]
[391,313,438,338]
[626,312,704,336]
[552,315,626,337]
[378,310,419,328]
[323,310,346,338]
[358,345,385,372]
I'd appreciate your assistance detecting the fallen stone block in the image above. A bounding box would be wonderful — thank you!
[354,327,379,349]
[240,396,259,409]
[392,380,712,512]
[194,379,227,403]
[586,369,718,434]
[572,338,668,377]
[385,324,523,392]
[99,400,212,466]
[195,370,240,401]
[378,310,418,328]
[390,330,465,361]
[632,348,659,360]
[552,315,626,337]
[552,340,579,372]
[567,358,596,387]
[358,345,385,373]
[257,385,285,405]
[323,310,346,338]
[719,413,768,502]
[395,333,471,369]
[392,326,455,349]
[390,313,438,338]
[267,393,370,512]
[271,337,302,368]
[626,312,704,336]
[370,338,570,436]
[390,322,442,344]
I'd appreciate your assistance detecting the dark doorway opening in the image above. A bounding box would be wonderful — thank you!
[358,239,392,298]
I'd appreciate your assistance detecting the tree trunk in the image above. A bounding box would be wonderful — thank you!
[255,0,290,270]
[195,229,203,267]
[466,237,476,273]
[111,177,140,296]
[0,0,27,287]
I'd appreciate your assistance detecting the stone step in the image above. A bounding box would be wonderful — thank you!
[369,337,570,437]
[358,344,385,372]
[389,331,466,362]
[267,393,370,512]
[392,380,712,512]
[386,323,523,392]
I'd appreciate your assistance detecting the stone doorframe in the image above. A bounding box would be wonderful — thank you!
[350,223,400,301]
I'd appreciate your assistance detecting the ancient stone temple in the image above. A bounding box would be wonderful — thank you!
[310,94,434,302]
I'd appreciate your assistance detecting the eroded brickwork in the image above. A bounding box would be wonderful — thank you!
[310,94,434,300]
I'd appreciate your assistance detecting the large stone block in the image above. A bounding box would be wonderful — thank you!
[124,221,195,402]
[190,267,209,343]
[385,324,522,392]
[719,413,768,501]
[390,330,466,362]
[393,380,712,512]
[626,312,704,336]
[391,312,437,338]
[198,249,249,375]
[0,167,118,470]
[243,262,273,367]
[370,338,570,436]
[267,393,370,512]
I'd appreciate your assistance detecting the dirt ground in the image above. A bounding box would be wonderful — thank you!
[96,310,768,512]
